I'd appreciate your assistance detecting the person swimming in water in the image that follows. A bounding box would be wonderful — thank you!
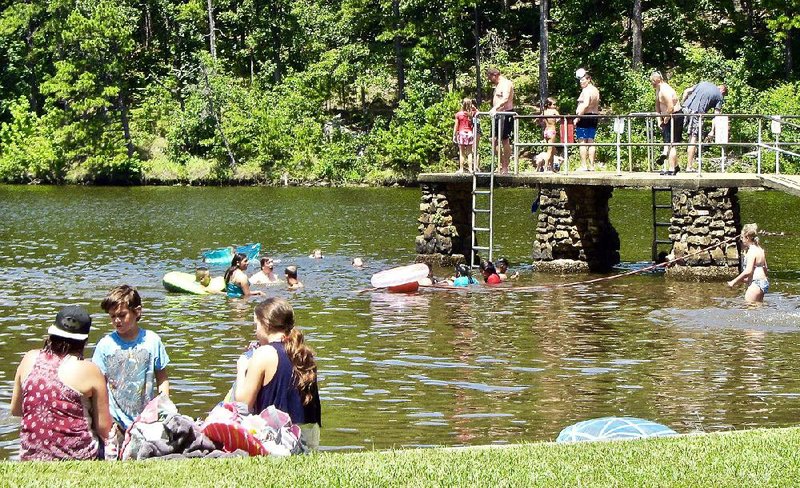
[224,253,265,298]
[727,223,769,303]
[285,265,304,290]
[450,264,478,287]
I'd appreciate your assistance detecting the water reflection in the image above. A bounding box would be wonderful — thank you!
[1,185,800,457]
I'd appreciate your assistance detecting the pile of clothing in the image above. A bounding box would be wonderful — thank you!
[202,402,306,456]
[120,395,304,460]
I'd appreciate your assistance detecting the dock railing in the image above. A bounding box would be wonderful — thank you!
[472,112,800,176]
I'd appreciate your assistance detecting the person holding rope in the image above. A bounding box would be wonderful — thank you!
[727,223,769,303]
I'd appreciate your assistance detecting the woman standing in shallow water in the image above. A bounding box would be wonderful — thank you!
[728,223,769,303]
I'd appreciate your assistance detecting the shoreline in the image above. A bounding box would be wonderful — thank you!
[3,426,799,486]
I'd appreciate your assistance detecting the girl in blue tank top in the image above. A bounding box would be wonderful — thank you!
[234,298,321,448]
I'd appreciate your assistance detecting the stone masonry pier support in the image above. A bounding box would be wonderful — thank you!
[532,186,620,273]
[666,188,741,279]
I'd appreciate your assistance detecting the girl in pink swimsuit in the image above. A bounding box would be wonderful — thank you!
[452,98,476,173]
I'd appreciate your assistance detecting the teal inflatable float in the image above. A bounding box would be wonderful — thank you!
[202,243,261,265]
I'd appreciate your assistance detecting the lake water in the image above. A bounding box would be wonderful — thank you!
[1,184,799,457]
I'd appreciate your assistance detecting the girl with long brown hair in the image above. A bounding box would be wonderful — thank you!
[235,298,321,448]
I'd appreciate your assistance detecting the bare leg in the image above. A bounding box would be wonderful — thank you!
[545,137,556,171]
[501,138,511,174]
[587,140,596,170]
[458,145,466,172]
[686,135,698,171]
[668,146,678,172]
[578,140,588,170]
[745,284,765,303]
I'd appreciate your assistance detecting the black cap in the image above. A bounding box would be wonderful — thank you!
[49,306,92,340]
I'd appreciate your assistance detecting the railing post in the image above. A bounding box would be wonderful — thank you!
[757,118,763,174]
[698,113,703,175]
[490,114,496,171]
[627,115,632,172]
[614,117,623,175]
[775,130,780,175]
[563,116,569,174]
[513,116,519,175]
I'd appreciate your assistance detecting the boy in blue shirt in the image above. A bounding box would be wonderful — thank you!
[93,285,170,459]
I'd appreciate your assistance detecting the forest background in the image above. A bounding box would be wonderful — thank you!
[1,0,798,185]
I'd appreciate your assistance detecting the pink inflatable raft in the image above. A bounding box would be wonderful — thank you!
[371,263,429,293]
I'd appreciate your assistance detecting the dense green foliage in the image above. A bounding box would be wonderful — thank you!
[3,428,800,486]
[0,0,798,184]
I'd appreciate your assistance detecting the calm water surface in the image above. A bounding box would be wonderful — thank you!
[1,184,799,457]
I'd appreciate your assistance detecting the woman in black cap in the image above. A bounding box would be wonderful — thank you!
[10,306,112,460]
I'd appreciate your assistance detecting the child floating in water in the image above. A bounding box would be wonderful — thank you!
[309,249,324,259]
[495,257,519,281]
[195,266,212,287]
[450,264,478,287]
[480,261,502,285]
[285,265,304,290]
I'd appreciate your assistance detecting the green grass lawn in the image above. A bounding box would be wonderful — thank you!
[3,428,800,487]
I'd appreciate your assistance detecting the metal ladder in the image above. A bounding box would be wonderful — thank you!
[651,187,673,262]
[470,115,497,268]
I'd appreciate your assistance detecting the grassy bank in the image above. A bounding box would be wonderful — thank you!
[3,428,800,487]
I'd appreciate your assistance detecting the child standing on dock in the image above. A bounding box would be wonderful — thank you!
[93,285,170,459]
[452,98,476,173]
[541,98,560,172]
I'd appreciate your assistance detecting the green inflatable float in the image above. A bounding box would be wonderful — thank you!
[162,271,225,295]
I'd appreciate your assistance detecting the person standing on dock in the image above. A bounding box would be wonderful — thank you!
[574,70,601,171]
[651,72,683,175]
[452,98,476,173]
[681,81,727,171]
[487,67,515,175]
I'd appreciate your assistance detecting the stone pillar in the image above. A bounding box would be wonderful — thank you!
[666,188,741,279]
[415,182,472,266]
[532,186,620,272]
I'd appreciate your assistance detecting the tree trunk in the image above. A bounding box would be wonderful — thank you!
[200,64,237,167]
[538,0,549,109]
[26,24,40,115]
[118,92,135,159]
[144,3,152,49]
[632,0,642,70]
[392,0,405,102]
[787,28,794,79]
[474,3,482,105]
[207,0,217,59]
